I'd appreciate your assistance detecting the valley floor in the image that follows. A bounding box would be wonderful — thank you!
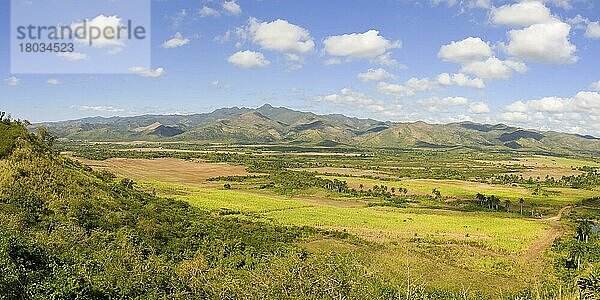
[71,153,600,296]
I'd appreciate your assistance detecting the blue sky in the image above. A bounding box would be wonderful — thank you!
[1,0,600,135]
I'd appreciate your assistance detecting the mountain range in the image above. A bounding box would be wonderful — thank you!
[37,104,600,155]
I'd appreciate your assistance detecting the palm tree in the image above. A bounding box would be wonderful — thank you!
[577,221,593,243]
[519,198,525,215]
[476,193,486,207]
[504,200,512,212]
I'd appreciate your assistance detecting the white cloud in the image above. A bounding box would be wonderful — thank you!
[573,91,600,110]
[129,67,166,78]
[199,6,220,17]
[405,77,436,92]
[77,105,125,113]
[377,77,436,98]
[490,1,555,27]
[528,97,570,112]
[4,76,20,86]
[46,79,60,85]
[503,92,600,114]
[320,88,389,113]
[438,37,492,63]
[246,18,315,54]
[223,1,242,16]
[162,32,190,48]
[585,22,600,39]
[377,82,416,98]
[71,15,125,49]
[227,50,270,68]
[499,111,529,122]
[323,30,401,59]
[505,101,528,113]
[372,52,404,67]
[568,14,589,29]
[415,96,470,113]
[505,21,577,64]
[57,52,89,61]
[590,80,600,91]
[460,57,526,80]
[468,102,491,114]
[443,96,470,106]
[498,91,600,134]
[436,73,485,89]
[358,68,395,82]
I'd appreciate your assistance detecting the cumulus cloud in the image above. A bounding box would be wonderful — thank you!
[323,30,401,60]
[442,96,470,106]
[438,37,528,81]
[245,18,315,54]
[162,32,190,48]
[377,82,416,98]
[372,52,405,68]
[505,21,577,64]
[377,77,436,98]
[490,1,555,27]
[417,96,471,112]
[460,57,527,80]
[499,91,600,134]
[199,6,220,17]
[503,91,600,115]
[320,88,389,113]
[438,37,493,63]
[129,67,166,78]
[468,102,491,114]
[591,81,600,91]
[436,73,485,89]
[585,22,600,39]
[71,15,126,50]
[358,68,395,82]
[227,50,270,68]
[317,88,404,118]
[47,79,60,85]
[223,1,242,16]
[4,76,20,86]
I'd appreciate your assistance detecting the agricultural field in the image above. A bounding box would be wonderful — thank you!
[323,176,600,206]
[58,141,600,297]
[59,145,600,294]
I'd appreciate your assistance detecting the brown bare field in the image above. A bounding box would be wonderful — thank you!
[78,158,250,186]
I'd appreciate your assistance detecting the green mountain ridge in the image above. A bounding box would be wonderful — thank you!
[36,104,600,155]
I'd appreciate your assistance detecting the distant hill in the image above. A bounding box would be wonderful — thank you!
[36,104,600,155]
